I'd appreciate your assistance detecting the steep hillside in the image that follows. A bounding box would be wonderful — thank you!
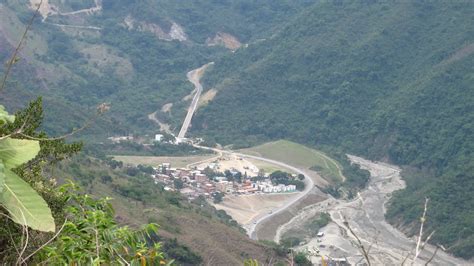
[193,1,474,258]
[0,0,312,139]
[53,154,285,265]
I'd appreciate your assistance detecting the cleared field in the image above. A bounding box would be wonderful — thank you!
[240,140,345,183]
[113,155,216,168]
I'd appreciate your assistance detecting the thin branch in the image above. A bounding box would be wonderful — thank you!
[20,219,68,264]
[401,251,410,266]
[0,112,31,140]
[94,226,100,259]
[18,116,95,141]
[343,218,371,266]
[0,0,42,92]
[16,102,109,141]
[424,246,439,266]
[0,211,21,256]
[116,252,131,266]
[413,198,429,263]
[419,230,436,253]
[16,210,29,265]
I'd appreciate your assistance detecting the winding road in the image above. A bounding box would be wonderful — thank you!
[177,63,214,139]
[193,146,316,239]
[178,64,467,265]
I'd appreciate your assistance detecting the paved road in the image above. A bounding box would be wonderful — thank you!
[180,66,467,264]
[177,63,213,139]
[193,145,316,239]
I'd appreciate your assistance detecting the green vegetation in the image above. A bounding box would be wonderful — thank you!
[280,237,302,248]
[0,108,53,232]
[281,212,331,242]
[2,0,474,260]
[269,170,305,191]
[305,213,331,237]
[37,187,167,265]
[91,141,213,157]
[1,1,313,140]
[194,1,474,258]
[0,99,168,264]
[242,140,369,197]
[242,140,345,183]
[293,251,312,266]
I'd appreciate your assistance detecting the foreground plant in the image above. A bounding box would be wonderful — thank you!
[0,105,55,232]
[36,184,169,265]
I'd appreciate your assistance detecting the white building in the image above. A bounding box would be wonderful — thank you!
[154,134,164,142]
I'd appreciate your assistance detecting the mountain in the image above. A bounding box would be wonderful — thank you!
[192,1,474,258]
[0,1,312,264]
[0,0,312,138]
[1,0,473,261]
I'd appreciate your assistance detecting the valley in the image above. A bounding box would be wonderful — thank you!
[123,54,469,264]
[1,1,473,264]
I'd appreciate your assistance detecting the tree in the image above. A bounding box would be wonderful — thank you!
[298,174,305,180]
[293,252,312,266]
[235,171,242,183]
[100,175,112,183]
[225,170,234,182]
[213,192,223,203]
[174,179,184,190]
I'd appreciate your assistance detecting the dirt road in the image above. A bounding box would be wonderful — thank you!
[177,63,214,139]
[58,0,102,16]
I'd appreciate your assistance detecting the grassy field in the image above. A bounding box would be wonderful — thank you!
[113,155,216,168]
[246,158,295,175]
[240,140,345,183]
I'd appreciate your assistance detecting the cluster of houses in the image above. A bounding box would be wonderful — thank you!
[150,162,298,201]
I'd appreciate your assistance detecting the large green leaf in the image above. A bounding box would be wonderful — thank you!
[0,105,14,124]
[1,169,55,232]
[0,138,40,170]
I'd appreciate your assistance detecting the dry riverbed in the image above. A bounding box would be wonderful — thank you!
[277,156,467,265]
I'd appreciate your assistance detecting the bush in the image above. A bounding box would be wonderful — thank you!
[280,237,302,248]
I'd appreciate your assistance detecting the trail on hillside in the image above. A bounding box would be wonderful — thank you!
[29,0,102,28]
[147,111,171,134]
[58,0,102,16]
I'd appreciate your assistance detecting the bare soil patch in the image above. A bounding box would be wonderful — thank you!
[198,88,217,108]
[214,193,297,225]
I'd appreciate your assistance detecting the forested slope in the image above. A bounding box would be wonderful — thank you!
[0,0,312,139]
[193,1,474,258]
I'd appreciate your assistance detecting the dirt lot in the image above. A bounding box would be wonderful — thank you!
[255,189,327,241]
[114,155,216,168]
[195,154,260,176]
[214,193,298,225]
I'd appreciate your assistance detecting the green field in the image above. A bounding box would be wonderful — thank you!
[240,140,345,183]
[113,155,216,168]
[246,158,295,175]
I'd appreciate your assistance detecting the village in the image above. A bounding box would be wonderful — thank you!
[149,156,302,202]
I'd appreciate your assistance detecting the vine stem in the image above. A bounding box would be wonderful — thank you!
[0,0,43,92]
